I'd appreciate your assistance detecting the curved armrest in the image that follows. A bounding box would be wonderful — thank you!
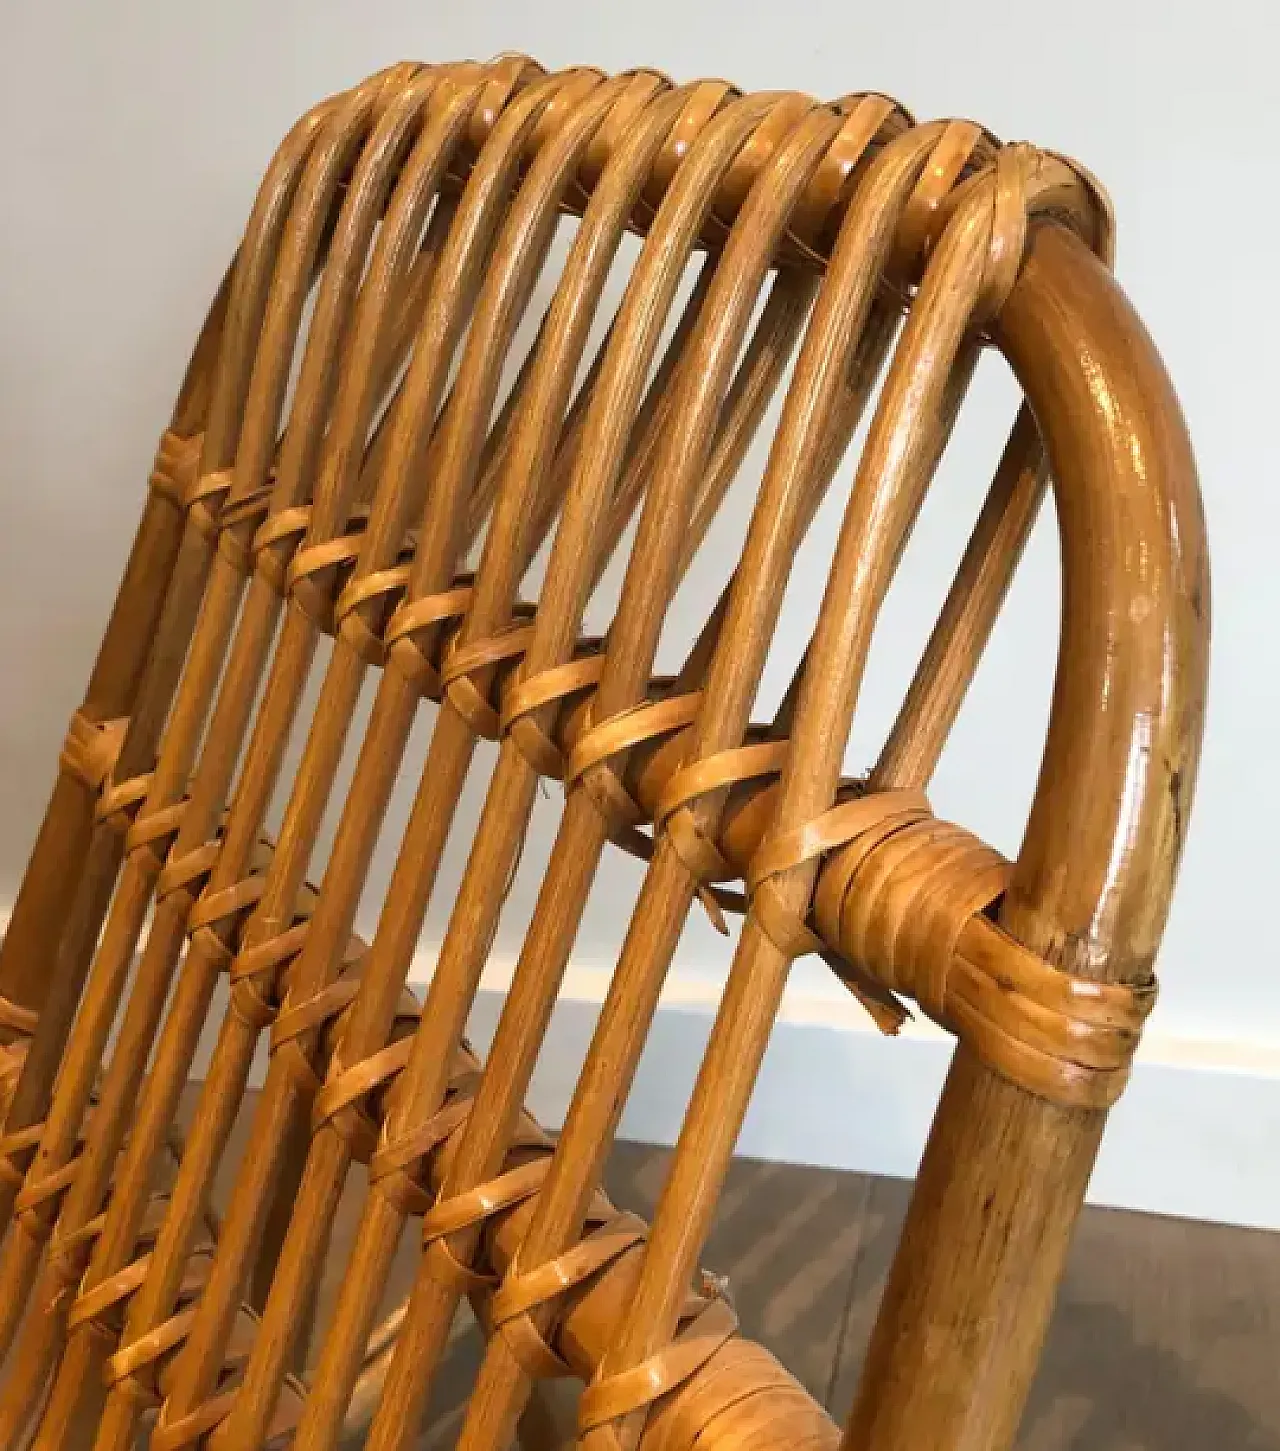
[996,221,1209,982]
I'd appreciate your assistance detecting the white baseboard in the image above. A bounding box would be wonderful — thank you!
[462,961,1280,1234]
[21,889,1279,1232]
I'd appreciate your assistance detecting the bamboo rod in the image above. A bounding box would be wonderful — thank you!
[0,55,1207,1451]
[51,63,556,1451]
[132,67,628,1451]
[0,92,345,1217]
[361,97,845,1451]
[18,70,495,1451]
[0,74,425,1448]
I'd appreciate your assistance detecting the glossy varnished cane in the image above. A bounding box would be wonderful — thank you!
[129,66,645,1451]
[43,58,552,1451]
[220,83,821,1451]
[0,67,437,1448]
[0,87,350,1249]
[13,62,511,1451]
[0,55,1208,1451]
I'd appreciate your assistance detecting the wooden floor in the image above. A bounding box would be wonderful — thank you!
[604,1144,1280,1450]
[279,1133,1280,1448]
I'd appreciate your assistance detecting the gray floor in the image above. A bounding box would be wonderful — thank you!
[606,1143,1280,1449]
[288,1130,1280,1448]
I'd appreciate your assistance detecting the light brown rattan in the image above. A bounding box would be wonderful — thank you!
[0,54,1207,1451]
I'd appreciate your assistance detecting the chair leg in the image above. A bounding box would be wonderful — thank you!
[0,259,231,1026]
[842,1045,1103,1450]
[0,491,203,1026]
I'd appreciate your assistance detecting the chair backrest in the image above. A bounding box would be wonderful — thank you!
[0,55,1207,1451]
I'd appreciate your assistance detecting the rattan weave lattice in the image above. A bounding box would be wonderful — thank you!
[0,56,1206,1451]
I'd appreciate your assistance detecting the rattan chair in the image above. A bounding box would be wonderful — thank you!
[0,55,1207,1451]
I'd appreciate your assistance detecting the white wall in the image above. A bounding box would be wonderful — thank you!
[1,2,1276,1224]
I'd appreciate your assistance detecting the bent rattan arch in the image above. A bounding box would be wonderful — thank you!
[0,54,1206,1451]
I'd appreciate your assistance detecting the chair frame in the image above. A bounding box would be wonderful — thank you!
[0,55,1207,1451]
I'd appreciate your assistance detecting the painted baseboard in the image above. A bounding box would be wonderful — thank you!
[461,960,1280,1234]
[27,891,1280,1232]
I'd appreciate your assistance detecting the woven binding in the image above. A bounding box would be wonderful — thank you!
[0,47,1205,1451]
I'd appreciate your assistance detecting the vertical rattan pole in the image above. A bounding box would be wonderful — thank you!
[0,91,350,1193]
[0,76,415,1447]
[57,62,547,1451]
[0,265,229,1025]
[842,223,1206,1451]
[385,96,850,1451]
[208,78,707,1451]
[874,404,1046,786]
[296,88,809,1451]
[0,88,348,1271]
[139,67,620,1451]
[16,69,490,1451]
